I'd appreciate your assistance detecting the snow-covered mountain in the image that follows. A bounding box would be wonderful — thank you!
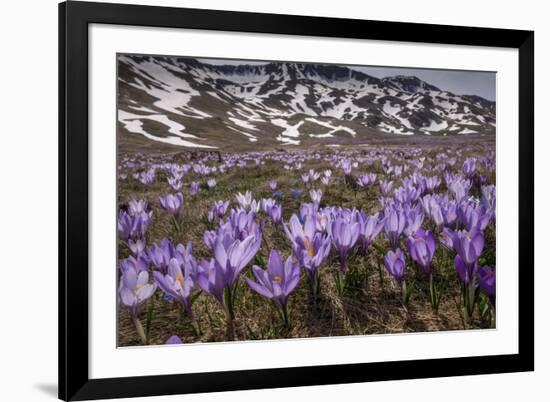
[117,55,496,150]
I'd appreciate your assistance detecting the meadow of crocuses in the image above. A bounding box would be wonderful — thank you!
[117,143,496,346]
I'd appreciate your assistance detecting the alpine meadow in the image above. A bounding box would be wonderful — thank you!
[116,55,496,347]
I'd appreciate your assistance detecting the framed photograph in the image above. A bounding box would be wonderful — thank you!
[59,1,534,400]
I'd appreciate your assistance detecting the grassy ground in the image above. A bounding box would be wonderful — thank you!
[117,142,495,346]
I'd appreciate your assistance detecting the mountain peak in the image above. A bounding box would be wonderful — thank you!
[381,75,441,93]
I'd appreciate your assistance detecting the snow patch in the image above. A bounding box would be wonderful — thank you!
[228,117,259,131]
[305,117,356,137]
[458,128,478,135]
[272,118,304,138]
[423,119,448,132]
[118,110,199,139]
[118,111,216,148]
[377,122,413,135]
[121,56,211,119]
[382,101,401,116]
[227,126,258,142]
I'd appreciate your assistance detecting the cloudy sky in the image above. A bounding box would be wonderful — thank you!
[198,58,496,101]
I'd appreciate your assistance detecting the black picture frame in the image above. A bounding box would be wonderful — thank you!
[59,1,534,400]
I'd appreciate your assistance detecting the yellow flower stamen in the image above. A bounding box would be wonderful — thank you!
[176,273,184,288]
[303,238,315,257]
[274,275,282,283]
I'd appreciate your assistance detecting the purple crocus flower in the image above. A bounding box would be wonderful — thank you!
[384,248,406,284]
[212,234,262,288]
[269,180,278,190]
[260,198,276,213]
[310,189,323,204]
[439,227,455,250]
[284,214,317,250]
[394,183,422,204]
[118,210,152,242]
[454,255,478,284]
[424,176,441,193]
[294,232,331,278]
[356,173,376,189]
[406,229,437,274]
[153,256,197,319]
[456,201,492,232]
[196,258,225,306]
[358,212,385,254]
[147,238,180,273]
[384,206,406,248]
[477,265,496,306]
[159,192,184,218]
[118,267,157,318]
[308,169,321,182]
[236,191,253,210]
[128,199,148,216]
[299,203,319,221]
[452,228,485,266]
[448,177,471,201]
[190,181,200,196]
[197,234,261,321]
[329,217,360,272]
[341,159,352,175]
[451,228,485,284]
[380,180,394,197]
[462,157,477,178]
[208,200,229,223]
[403,204,425,237]
[167,176,183,191]
[227,209,261,240]
[267,204,282,225]
[421,195,444,229]
[481,185,496,212]
[120,255,148,274]
[207,179,217,189]
[441,198,458,226]
[165,335,183,344]
[246,250,301,308]
[128,238,146,255]
[138,169,156,185]
[315,209,332,233]
[291,188,303,199]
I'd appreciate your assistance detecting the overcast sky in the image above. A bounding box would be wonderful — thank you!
[198,58,496,101]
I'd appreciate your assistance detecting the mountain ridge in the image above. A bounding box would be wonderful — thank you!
[117,55,496,150]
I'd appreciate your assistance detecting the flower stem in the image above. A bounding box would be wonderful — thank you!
[308,271,320,308]
[401,280,408,307]
[281,303,290,328]
[145,297,154,344]
[429,273,438,313]
[172,215,181,234]
[378,262,385,289]
[132,316,147,345]
[223,287,236,340]
[223,287,235,322]
[335,271,344,296]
